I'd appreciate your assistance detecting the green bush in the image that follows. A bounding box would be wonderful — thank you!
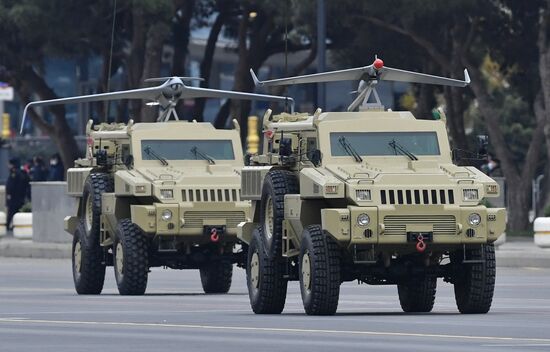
[19,202,32,213]
[544,205,550,217]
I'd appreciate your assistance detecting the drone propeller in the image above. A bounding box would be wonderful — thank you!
[250,58,470,88]
[21,76,294,132]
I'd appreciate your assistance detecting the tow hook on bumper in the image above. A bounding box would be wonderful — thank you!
[407,232,433,253]
[204,226,226,243]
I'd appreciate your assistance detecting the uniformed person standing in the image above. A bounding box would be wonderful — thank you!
[6,158,29,232]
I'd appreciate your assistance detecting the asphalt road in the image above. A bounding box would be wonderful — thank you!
[1,258,549,352]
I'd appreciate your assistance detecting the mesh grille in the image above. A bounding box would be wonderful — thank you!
[183,211,246,228]
[67,170,85,195]
[384,215,456,236]
[241,169,263,199]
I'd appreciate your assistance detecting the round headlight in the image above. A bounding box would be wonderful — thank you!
[357,213,370,226]
[468,213,481,227]
[161,209,173,221]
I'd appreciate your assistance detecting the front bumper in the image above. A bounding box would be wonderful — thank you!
[321,205,506,245]
[131,201,250,238]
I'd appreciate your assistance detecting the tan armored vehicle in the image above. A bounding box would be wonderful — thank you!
[22,77,291,295]
[240,60,506,315]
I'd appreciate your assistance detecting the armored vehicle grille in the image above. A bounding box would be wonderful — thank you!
[182,188,240,202]
[383,215,456,236]
[241,169,263,200]
[67,169,88,195]
[380,189,455,205]
[183,211,246,228]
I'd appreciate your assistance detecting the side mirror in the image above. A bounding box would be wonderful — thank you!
[477,135,489,157]
[308,149,322,167]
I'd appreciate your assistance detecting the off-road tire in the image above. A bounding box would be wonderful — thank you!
[452,244,496,314]
[72,221,106,294]
[259,170,299,256]
[81,173,113,237]
[113,219,149,295]
[397,276,437,313]
[299,225,341,315]
[247,227,288,314]
[200,259,233,294]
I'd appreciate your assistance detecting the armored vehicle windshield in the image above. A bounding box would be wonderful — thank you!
[330,131,440,157]
[141,139,235,161]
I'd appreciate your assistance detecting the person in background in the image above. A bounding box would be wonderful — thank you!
[48,153,64,181]
[30,156,48,182]
[6,158,29,231]
[22,159,32,174]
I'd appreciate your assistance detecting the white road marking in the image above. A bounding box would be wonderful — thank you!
[0,318,549,343]
[482,344,550,347]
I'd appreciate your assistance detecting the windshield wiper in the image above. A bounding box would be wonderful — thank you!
[388,140,418,161]
[143,146,169,166]
[338,136,363,163]
[191,146,216,165]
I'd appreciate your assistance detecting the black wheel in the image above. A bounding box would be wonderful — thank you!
[451,244,496,314]
[259,170,299,256]
[299,224,341,315]
[246,227,288,314]
[397,276,437,313]
[72,221,105,294]
[200,259,233,294]
[113,219,149,295]
[81,173,113,237]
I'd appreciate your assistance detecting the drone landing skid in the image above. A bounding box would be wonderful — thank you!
[157,103,180,122]
[348,80,384,111]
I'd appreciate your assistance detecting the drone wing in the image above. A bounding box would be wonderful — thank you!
[250,67,368,86]
[21,84,168,133]
[379,67,470,87]
[21,76,294,133]
[251,59,470,88]
[182,85,294,107]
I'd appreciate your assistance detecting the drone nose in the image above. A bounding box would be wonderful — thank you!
[170,83,183,91]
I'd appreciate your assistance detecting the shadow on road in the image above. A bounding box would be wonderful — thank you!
[97,292,249,297]
[279,311,462,317]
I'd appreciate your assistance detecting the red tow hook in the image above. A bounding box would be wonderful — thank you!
[415,234,426,253]
[210,228,220,242]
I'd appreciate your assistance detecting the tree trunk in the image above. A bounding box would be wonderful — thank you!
[141,24,170,122]
[19,66,80,173]
[506,180,533,232]
[465,61,545,232]
[127,5,146,122]
[412,82,436,120]
[171,0,195,76]
[537,0,550,215]
[171,0,195,120]
[443,85,468,151]
[193,11,227,121]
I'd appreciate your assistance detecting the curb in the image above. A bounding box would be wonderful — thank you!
[495,251,550,268]
[0,239,71,259]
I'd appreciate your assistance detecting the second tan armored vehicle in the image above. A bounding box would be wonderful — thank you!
[22,76,292,295]
[239,60,506,315]
[64,119,250,295]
